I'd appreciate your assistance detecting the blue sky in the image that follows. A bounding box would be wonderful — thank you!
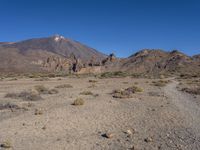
[0,0,199,57]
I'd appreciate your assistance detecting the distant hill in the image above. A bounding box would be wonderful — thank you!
[101,49,200,76]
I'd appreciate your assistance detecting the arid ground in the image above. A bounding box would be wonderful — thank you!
[0,76,200,150]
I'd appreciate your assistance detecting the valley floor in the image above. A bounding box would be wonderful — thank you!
[0,77,200,150]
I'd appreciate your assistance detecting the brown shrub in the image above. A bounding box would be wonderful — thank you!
[72,98,85,106]
[112,85,143,98]
[80,91,93,95]
[34,85,49,94]
[152,80,170,87]
[89,80,98,83]
[5,90,42,101]
[55,84,73,88]
[181,87,200,95]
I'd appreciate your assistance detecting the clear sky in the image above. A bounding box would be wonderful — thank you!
[0,0,199,57]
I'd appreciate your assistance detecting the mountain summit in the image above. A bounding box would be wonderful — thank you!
[0,35,106,73]
[2,35,106,61]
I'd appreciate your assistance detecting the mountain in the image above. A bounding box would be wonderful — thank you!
[100,49,200,76]
[0,35,199,76]
[0,35,106,73]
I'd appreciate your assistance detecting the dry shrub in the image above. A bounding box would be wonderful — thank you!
[100,71,129,78]
[5,90,42,101]
[80,91,93,95]
[34,108,43,115]
[88,84,97,88]
[126,85,143,93]
[152,80,170,87]
[34,77,49,81]
[55,84,73,88]
[112,89,133,98]
[48,89,59,94]
[0,140,12,148]
[181,87,200,95]
[34,85,49,94]
[89,80,98,83]
[0,103,21,110]
[72,98,84,106]
[112,85,143,98]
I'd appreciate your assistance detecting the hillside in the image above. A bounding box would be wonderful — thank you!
[0,35,106,73]
[99,49,200,76]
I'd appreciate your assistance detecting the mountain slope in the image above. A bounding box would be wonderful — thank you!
[100,49,200,76]
[0,35,106,73]
[2,35,106,61]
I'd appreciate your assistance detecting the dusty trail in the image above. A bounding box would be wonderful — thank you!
[164,81,200,134]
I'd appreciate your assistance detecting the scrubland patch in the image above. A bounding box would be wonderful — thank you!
[55,84,73,88]
[89,80,98,83]
[152,80,170,87]
[80,91,93,95]
[100,71,129,78]
[34,85,58,94]
[72,98,85,106]
[5,90,42,101]
[112,85,143,98]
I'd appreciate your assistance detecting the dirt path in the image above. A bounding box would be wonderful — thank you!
[163,81,200,149]
[164,81,200,134]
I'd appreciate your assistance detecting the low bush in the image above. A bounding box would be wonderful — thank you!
[72,98,85,106]
[80,91,93,95]
[100,71,129,78]
[152,80,170,87]
[55,84,73,88]
[112,85,143,98]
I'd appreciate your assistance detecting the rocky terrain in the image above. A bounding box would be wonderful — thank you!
[0,75,200,150]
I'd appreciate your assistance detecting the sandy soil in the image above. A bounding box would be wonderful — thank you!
[0,77,200,150]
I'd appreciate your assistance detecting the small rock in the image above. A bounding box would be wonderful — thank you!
[102,133,114,139]
[144,137,153,143]
[130,145,135,150]
[42,125,46,130]
[125,129,133,135]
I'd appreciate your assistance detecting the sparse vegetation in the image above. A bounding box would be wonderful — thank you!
[126,85,143,93]
[152,80,170,87]
[72,98,85,106]
[112,85,143,98]
[5,90,42,101]
[9,78,18,81]
[34,85,49,94]
[48,89,59,94]
[55,84,73,88]
[181,87,200,95]
[0,140,12,148]
[34,77,50,81]
[100,71,129,78]
[0,103,21,111]
[80,91,93,95]
[34,108,43,115]
[88,84,97,88]
[89,80,98,83]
